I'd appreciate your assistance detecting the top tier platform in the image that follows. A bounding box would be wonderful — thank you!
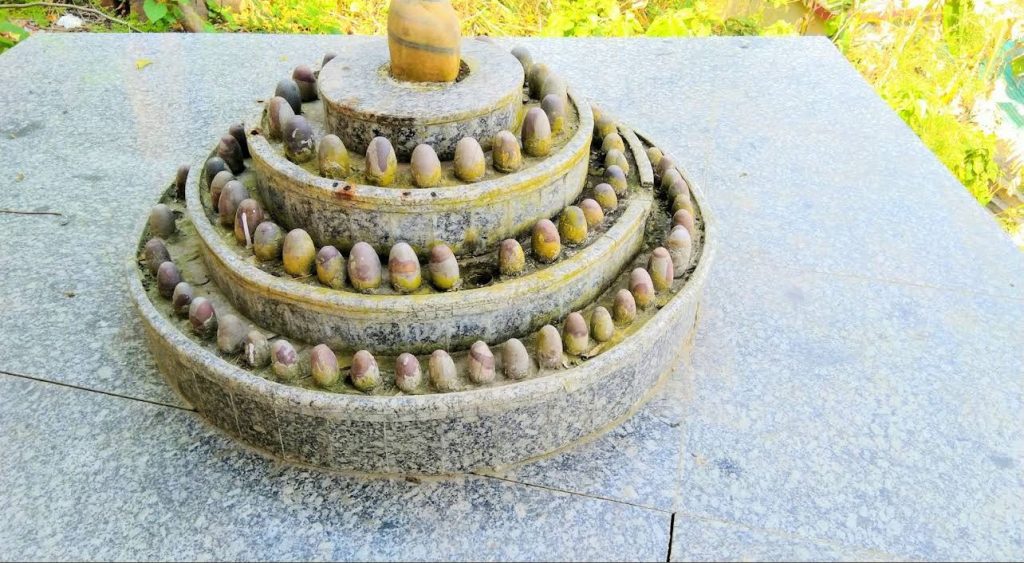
[319,39,525,160]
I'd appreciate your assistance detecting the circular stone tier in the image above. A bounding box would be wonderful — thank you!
[129,132,715,474]
[187,166,653,354]
[319,39,524,160]
[246,92,592,256]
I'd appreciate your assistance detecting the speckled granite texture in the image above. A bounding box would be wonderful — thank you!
[1,34,1022,560]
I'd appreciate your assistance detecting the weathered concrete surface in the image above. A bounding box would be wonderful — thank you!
[1,34,1022,560]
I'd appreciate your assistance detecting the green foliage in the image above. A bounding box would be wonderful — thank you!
[0,19,29,53]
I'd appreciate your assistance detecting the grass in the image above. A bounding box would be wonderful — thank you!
[2,0,1020,236]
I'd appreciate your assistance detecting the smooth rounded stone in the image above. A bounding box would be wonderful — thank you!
[387,0,461,82]
[322,52,337,66]
[602,133,625,153]
[148,204,176,238]
[175,165,189,199]
[188,296,217,337]
[204,156,228,185]
[605,165,627,195]
[648,247,674,291]
[142,238,171,274]
[292,64,318,102]
[229,123,250,158]
[672,193,694,214]
[233,199,265,245]
[468,341,496,384]
[594,116,617,140]
[217,314,247,354]
[317,134,349,179]
[271,340,300,380]
[521,108,552,157]
[667,225,693,277]
[672,209,695,236]
[593,182,618,211]
[666,176,690,201]
[347,241,382,291]
[578,198,604,228]
[275,78,302,114]
[491,130,522,173]
[498,238,526,276]
[410,144,442,188]
[646,146,664,168]
[541,94,566,135]
[209,170,234,212]
[511,45,532,75]
[613,288,636,326]
[604,148,630,174]
[629,268,656,309]
[527,63,551,100]
[661,168,684,192]
[562,312,589,356]
[539,73,568,107]
[558,205,588,246]
[531,219,561,263]
[156,261,181,299]
[427,244,460,290]
[315,245,346,289]
[283,115,316,164]
[590,306,614,342]
[218,180,249,227]
[453,137,486,182]
[536,324,563,370]
[253,221,285,262]
[310,344,340,387]
[217,134,245,175]
[429,349,459,392]
[351,350,381,391]
[266,96,295,141]
[171,282,193,317]
[394,353,422,393]
[364,137,398,187]
[388,242,422,292]
[502,338,530,380]
[282,229,316,277]
[655,155,676,181]
[243,330,271,368]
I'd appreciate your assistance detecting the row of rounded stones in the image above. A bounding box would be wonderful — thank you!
[261,52,569,188]
[141,230,687,394]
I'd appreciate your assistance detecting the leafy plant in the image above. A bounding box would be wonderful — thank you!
[0,19,29,54]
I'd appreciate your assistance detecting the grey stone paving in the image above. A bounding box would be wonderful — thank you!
[1,34,1022,560]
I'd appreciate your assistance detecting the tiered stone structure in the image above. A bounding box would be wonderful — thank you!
[128,1,715,473]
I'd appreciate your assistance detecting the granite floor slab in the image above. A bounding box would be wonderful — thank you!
[679,253,1024,560]
[0,373,672,561]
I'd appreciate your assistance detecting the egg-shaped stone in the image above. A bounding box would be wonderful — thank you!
[531,219,561,263]
[536,324,563,370]
[315,245,346,289]
[601,133,625,153]
[630,268,656,309]
[604,149,630,175]
[672,193,694,215]
[613,288,636,326]
[318,134,349,179]
[502,338,531,380]
[253,221,285,262]
[429,349,458,392]
[149,204,176,238]
[539,73,568,107]
[350,350,381,391]
[666,225,693,277]
[498,238,526,277]
[666,176,690,201]
[590,306,614,343]
[175,165,189,199]
[593,183,618,211]
[275,78,302,114]
[672,209,695,237]
[395,353,422,393]
[310,344,340,387]
[171,282,193,316]
[292,64,318,102]
[646,146,664,168]
[468,341,496,384]
[648,247,674,291]
[562,312,589,356]
[204,156,228,185]
[282,228,316,277]
[527,63,551,100]
[266,96,295,141]
[218,180,249,227]
[389,242,422,292]
[271,340,300,380]
[347,241,383,291]
[453,137,486,182]
[410,144,442,188]
[558,205,588,246]
[142,237,171,274]
[156,261,181,299]
[189,296,217,337]
[491,130,522,173]
[605,165,627,195]
[217,314,247,354]
[541,94,567,135]
[233,199,265,245]
[427,243,460,290]
[578,198,604,228]
[229,123,250,159]
[594,116,617,140]
[283,115,316,164]
[209,170,234,212]
[365,136,398,187]
[217,134,245,175]
[243,330,271,368]
[521,107,552,157]
[511,46,532,75]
